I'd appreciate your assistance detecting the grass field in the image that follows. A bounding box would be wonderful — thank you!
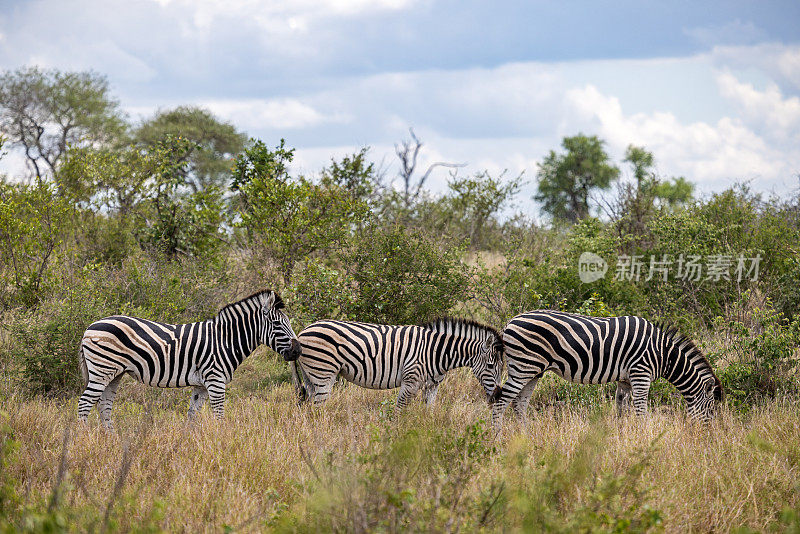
[2,351,799,533]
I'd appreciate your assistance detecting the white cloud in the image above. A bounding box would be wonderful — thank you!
[711,43,800,91]
[153,0,418,31]
[716,70,800,141]
[202,98,349,130]
[280,65,800,197]
[563,83,792,189]
[2,4,799,200]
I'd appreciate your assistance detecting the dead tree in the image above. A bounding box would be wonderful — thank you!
[394,128,465,210]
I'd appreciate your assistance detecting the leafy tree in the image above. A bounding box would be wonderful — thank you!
[535,134,619,223]
[138,136,228,258]
[320,147,379,205]
[60,136,228,260]
[442,170,524,247]
[615,145,695,243]
[232,139,369,282]
[623,145,693,209]
[342,224,470,324]
[135,106,246,192]
[652,176,694,208]
[0,67,126,182]
[60,145,155,213]
[0,179,70,306]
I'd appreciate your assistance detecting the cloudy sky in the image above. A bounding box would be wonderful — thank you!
[1,0,799,205]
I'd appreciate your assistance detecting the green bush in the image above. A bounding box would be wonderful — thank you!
[504,422,664,533]
[471,219,647,326]
[286,258,357,329]
[2,253,233,396]
[0,179,71,307]
[714,297,800,408]
[232,139,369,283]
[5,283,112,396]
[342,224,470,325]
[272,418,498,533]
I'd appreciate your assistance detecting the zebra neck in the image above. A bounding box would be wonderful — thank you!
[213,313,261,378]
[432,335,479,372]
[663,349,704,397]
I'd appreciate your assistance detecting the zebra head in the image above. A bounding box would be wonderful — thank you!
[661,327,724,423]
[686,373,724,423]
[259,291,301,361]
[473,335,504,404]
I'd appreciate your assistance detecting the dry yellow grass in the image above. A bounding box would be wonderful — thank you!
[1,358,799,533]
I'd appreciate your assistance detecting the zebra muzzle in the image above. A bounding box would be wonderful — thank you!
[283,339,302,361]
[489,386,502,405]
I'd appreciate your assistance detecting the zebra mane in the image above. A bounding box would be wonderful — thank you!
[217,289,284,316]
[656,322,717,378]
[420,316,503,348]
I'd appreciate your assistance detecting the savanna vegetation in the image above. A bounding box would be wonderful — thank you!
[0,67,798,532]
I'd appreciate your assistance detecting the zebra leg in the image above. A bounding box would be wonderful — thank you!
[423,376,444,406]
[510,377,540,420]
[78,377,113,424]
[396,380,422,413]
[492,369,544,430]
[306,370,338,404]
[98,374,124,429]
[629,375,652,416]
[615,380,632,415]
[423,383,440,405]
[187,386,209,420]
[205,380,227,419]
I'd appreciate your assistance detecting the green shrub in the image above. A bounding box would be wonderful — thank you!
[0,179,71,307]
[5,285,111,396]
[286,258,357,329]
[504,422,664,533]
[272,418,498,533]
[2,253,232,396]
[714,298,800,408]
[232,139,369,283]
[342,224,470,324]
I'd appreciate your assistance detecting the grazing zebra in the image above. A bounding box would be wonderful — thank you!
[287,317,504,410]
[491,311,723,428]
[78,290,300,427]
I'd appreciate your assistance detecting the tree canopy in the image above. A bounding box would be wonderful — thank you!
[0,67,127,181]
[534,134,620,223]
[135,106,247,192]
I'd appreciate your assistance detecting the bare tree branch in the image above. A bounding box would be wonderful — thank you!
[394,128,465,209]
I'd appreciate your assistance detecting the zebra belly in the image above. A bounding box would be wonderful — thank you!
[338,364,403,390]
[548,364,621,385]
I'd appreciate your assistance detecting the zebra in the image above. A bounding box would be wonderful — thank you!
[78,289,300,428]
[286,317,504,410]
[490,311,723,428]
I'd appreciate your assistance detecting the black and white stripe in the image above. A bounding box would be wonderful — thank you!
[288,317,504,410]
[77,290,300,427]
[491,311,723,427]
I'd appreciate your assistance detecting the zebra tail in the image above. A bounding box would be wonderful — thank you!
[290,361,309,402]
[79,345,88,388]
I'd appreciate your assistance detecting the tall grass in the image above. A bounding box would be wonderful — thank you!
[1,358,798,533]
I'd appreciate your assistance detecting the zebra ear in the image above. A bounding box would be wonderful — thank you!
[262,292,275,311]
